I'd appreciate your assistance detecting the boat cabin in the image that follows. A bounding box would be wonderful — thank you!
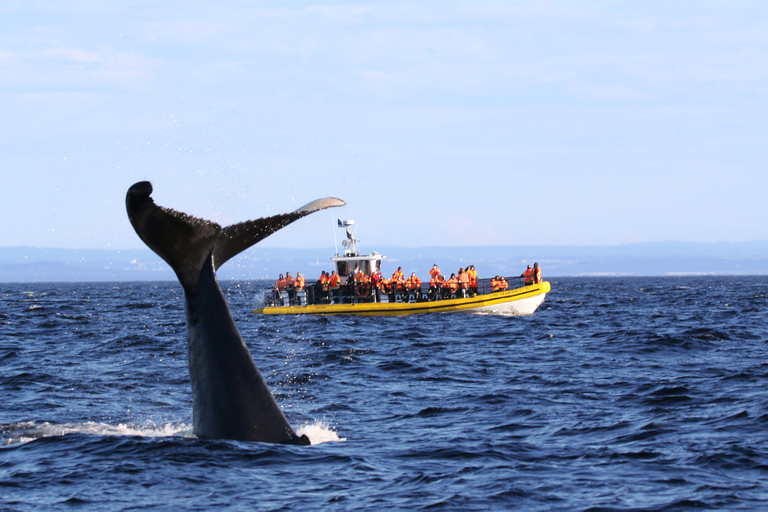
[333,219,384,285]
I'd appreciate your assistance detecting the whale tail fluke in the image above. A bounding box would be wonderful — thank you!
[214,197,345,270]
[126,181,345,291]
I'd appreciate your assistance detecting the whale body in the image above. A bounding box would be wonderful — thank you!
[125,181,344,444]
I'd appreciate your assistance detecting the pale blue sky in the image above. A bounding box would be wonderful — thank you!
[1,1,766,250]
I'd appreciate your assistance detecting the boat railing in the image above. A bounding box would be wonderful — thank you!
[262,275,537,308]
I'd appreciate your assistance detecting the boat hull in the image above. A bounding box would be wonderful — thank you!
[255,282,550,317]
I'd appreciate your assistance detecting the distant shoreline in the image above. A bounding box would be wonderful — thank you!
[1,243,767,283]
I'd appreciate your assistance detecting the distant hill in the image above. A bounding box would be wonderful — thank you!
[1,242,767,282]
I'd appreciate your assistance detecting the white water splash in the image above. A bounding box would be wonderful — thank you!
[1,421,192,446]
[297,421,346,444]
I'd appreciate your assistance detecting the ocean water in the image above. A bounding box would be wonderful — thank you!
[2,276,768,511]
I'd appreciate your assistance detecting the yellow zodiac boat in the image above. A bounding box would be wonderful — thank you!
[254,219,550,317]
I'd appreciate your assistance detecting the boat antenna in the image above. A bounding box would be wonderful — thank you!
[333,214,339,256]
[337,219,358,256]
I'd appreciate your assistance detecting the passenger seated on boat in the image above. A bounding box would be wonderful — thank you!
[354,272,371,302]
[500,276,509,291]
[428,264,441,281]
[428,274,442,300]
[491,276,503,292]
[390,269,406,301]
[440,273,458,299]
[406,273,422,300]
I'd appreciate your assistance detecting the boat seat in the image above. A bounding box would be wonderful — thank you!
[296,290,306,306]
[279,291,290,306]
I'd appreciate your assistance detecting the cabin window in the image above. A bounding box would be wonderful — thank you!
[337,261,349,277]
[361,260,371,275]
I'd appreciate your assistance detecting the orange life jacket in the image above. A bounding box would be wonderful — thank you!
[523,268,532,282]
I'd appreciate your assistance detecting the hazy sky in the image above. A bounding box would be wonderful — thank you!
[2,1,766,250]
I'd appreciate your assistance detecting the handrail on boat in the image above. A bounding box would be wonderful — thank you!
[262,275,537,308]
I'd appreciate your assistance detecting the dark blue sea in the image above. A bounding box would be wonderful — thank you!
[2,276,768,510]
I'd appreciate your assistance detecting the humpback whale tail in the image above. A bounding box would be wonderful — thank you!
[126,181,345,291]
[125,181,344,445]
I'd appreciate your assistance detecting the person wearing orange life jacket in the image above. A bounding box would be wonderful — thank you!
[457,268,470,295]
[500,276,509,291]
[379,276,392,302]
[428,264,441,280]
[521,265,533,286]
[406,272,422,297]
[328,270,341,303]
[429,274,441,300]
[284,272,296,301]
[491,276,501,292]
[317,271,330,303]
[370,270,383,302]
[467,265,478,295]
[290,272,304,305]
[273,273,285,303]
[448,273,459,294]
[440,274,452,298]
[390,267,405,298]
[357,271,371,301]
[532,262,542,284]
